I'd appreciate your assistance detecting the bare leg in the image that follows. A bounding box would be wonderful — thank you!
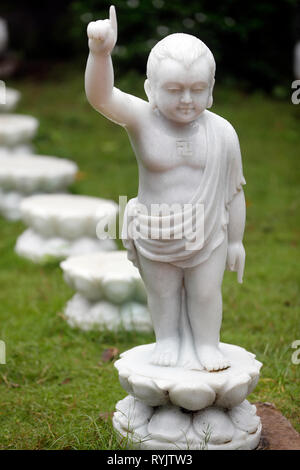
[184,238,230,371]
[137,252,183,366]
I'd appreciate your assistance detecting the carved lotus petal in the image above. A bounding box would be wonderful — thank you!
[113,395,262,450]
[169,382,215,411]
[215,373,251,408]
[20,194,117,238]
[32,214,55,238]
[129,376,168,406]
[193,407,235,445]
[115,343,262,412]
[60,217,86,239]
[118,371,133,396]
[65,295,122,331]
[16,229,115,263]
[61,251,144,304]
[64,294,91,330]
[102,278,136,304]
[89,301,120,330]
[148,405,192,442]
[0,114,38,145]
[73,276,100,301]
[0,155,76,193]
[115,395,153,432]
[247,374,259,395]
[228,400,260,434]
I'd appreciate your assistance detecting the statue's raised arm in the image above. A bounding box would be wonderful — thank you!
[85,5,147,128]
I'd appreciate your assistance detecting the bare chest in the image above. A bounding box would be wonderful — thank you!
[129,124,207,172]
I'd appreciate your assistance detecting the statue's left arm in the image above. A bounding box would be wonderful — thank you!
[226,125,246,283]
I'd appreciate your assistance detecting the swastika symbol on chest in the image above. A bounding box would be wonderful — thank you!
[176,140,193,158]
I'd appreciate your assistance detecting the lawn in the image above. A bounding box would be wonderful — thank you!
[0,64,299,449]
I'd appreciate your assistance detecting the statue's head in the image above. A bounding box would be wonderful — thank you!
[145,33,215,124]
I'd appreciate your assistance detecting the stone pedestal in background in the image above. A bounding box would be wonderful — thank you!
[16,193,118,261]
[61,251,152,332]
[0,88,21,113]
[0,114,38,155]
[0,155,78,220]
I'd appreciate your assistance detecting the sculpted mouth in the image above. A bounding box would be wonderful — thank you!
[178,107,194,112]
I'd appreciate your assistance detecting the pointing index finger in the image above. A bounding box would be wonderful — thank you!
[109,5,117,34]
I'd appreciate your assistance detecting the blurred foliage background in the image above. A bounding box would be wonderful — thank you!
[1,0,300,92]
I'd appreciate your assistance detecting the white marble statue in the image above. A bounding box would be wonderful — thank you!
[85,6,245,372]
[85,6,261,449]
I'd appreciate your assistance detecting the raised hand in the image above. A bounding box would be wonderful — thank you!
[226,241,245,283]
[87,5,118,55]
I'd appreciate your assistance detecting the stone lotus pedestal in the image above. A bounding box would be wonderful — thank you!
[61,250,151,332]
[0,114,38,155]
[0,88,21,113]
[15,194,118,262]
[113,344,262,450]
[0,155,78,220]
[84,6,264,451]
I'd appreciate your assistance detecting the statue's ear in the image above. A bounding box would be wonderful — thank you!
[144,79,151,99]
[207,78,215,109]
[144,79,156,109]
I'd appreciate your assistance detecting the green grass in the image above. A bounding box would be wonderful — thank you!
[0,65,299,449]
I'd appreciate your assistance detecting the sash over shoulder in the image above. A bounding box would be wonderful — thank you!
[122,111,245,268]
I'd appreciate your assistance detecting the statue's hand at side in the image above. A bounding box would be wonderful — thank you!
[87,5,117,55]
[226,241,245,283]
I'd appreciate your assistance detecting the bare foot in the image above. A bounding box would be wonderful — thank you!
[196,345,230,372]
[151,338,179,367]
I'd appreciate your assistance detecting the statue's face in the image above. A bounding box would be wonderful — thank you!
[152,56,213,124]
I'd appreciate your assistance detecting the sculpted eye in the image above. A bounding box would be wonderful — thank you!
[191,83,207,93]
[167,88,181,93]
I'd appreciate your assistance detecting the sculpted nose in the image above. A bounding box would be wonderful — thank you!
[180,89,192,104]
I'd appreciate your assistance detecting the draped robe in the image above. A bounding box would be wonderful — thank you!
[122,111,245,269]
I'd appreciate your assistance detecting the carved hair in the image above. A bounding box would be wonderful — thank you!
[146,33,216,83]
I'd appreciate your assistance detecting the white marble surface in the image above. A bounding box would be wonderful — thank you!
[0,155,78,193]
[0,114,38,147]
[86,6,260,450]
[115,343,262,410]
[65,294,152,332]
[15,229,116,262]
[15,194,118,261]
[0,143,34,157]
[0,88,21,113]
[85,6,246,373]
[61,251,151,332]
[61,250,147,302]
[0,155,78,220]
[21,194,118,238]
[113,396,261,450]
